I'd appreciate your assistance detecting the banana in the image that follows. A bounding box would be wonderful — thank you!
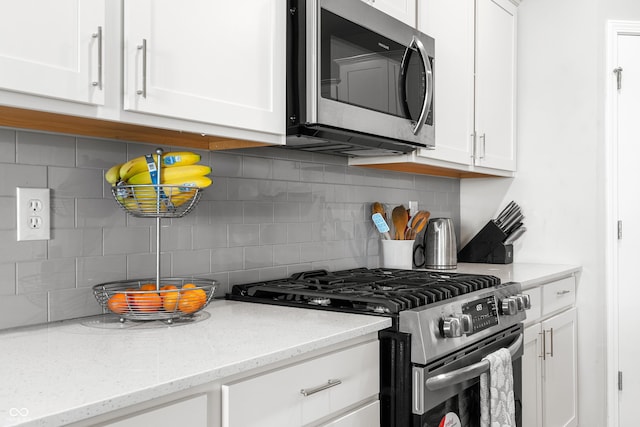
[119,151,202,183]
[123,176,212,212]
[105,163,123,185]
[127,165,212,185]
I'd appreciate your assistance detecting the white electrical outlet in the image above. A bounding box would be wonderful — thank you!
[409,201,419,215]
[17,187,50,241]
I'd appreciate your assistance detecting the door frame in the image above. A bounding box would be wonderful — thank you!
[605,20,640,427]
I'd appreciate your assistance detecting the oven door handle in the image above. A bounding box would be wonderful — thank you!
[425,334,523,391]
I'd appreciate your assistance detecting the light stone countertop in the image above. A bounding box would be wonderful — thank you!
[0,300,391,427]
[451,262,581,290]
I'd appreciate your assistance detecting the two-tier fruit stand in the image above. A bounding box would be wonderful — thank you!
[92,149,216,324]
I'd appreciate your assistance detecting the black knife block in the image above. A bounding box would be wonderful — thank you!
[457,220,513,264]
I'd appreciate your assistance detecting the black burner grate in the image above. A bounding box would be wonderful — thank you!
[229,268,501,315]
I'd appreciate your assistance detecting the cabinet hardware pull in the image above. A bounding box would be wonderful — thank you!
[557,290,571,296]
[470,133,476,160]
[137,39,147,98]
[300,379,342,397]
[539,331,545,360]
[479,134,486,159]
[548,327,554,357]
[91,26,103,90]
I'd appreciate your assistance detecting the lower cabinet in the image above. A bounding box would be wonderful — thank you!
[522,277,578,427]
[221,340,380,427]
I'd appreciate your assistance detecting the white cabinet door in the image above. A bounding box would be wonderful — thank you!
[123,0,285,135]
[522,324,543,427]
[541,308,578,427]
[0,0,105,105]
[417,0,475,166]
[362,0,416,27]
[474,0,517,171]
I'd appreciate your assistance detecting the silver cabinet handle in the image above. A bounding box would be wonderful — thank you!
[300,379,342,397]
[547,328,554,357]
[539,331,546,360]
[557,290,571,296]
[479,133,486,159]
[91,26,103,90]
[425,334,523,391]
[137,39,147,98]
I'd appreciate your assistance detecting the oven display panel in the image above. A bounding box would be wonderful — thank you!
[462,296,498,334]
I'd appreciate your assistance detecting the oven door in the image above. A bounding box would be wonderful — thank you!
[411,325,523,427]
[308,0,435,147]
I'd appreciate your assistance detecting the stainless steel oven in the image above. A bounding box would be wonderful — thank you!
[228,268,529,426]
[286,0,435,156]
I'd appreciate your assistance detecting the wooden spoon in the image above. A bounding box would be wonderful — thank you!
[405,210,430,240]
[391,205,409,240]
[372,202,386,221]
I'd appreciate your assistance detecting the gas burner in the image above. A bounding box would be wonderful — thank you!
[308,297,331,306]
[228,268,502,315]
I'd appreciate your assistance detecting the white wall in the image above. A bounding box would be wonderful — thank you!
[461,0,616,424]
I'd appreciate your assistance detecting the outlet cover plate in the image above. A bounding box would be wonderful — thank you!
[17,187,50,241]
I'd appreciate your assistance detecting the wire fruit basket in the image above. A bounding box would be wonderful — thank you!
[95,148,214,323]
[113,183,202,218]
[93,278,216,323]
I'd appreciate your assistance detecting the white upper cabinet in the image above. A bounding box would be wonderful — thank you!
[474,0,517,171]
[0,0,106,105]
[123,0,285,136]
[361,0,417,27]
[420,0,517,172]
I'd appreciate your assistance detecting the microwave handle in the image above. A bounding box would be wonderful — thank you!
[424,333,523,391]
[400,36,433,136]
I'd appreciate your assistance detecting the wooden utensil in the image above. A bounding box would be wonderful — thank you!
[391,205,409,240]
[405,210,430,240]
[372,202,386,220]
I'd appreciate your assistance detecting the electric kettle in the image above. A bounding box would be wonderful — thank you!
[422,218,457,269]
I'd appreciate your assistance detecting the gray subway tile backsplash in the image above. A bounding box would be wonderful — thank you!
[0,127,460,330]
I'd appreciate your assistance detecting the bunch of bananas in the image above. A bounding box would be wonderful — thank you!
[105,151,212,212]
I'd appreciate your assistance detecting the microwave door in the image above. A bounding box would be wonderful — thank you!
[400,36,433,136]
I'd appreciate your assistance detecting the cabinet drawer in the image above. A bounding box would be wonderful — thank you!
[323,400,380,426]
[523,286,542,325]
[542,276,576,316]
[222,340,380,427]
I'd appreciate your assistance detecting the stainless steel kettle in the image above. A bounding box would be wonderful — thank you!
[423,218,457,269]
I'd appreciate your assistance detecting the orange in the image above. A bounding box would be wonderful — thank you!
[107,293,129,314]
[131,292,162,312]
[178,290,206,314]
[181,283,197,292]
[163,292,179,312]
[139,283,157,291]
[159,284,178,297]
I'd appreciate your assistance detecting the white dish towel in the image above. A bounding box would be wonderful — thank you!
[480,347,516,427]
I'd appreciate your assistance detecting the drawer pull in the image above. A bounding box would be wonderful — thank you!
[557,290,571,296]
[300,379,342,397]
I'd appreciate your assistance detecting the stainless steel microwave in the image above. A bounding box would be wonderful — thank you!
[286,0,435,157]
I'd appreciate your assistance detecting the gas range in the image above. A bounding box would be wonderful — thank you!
[227,267,530,426]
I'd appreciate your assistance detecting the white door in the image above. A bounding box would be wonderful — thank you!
[0,0,105,105]
[123,0,285,135]
[614,31,640,427]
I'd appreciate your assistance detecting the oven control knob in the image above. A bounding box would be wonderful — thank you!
[517,294,532,310]
[501,297,518,316]
[441,314,473,338]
